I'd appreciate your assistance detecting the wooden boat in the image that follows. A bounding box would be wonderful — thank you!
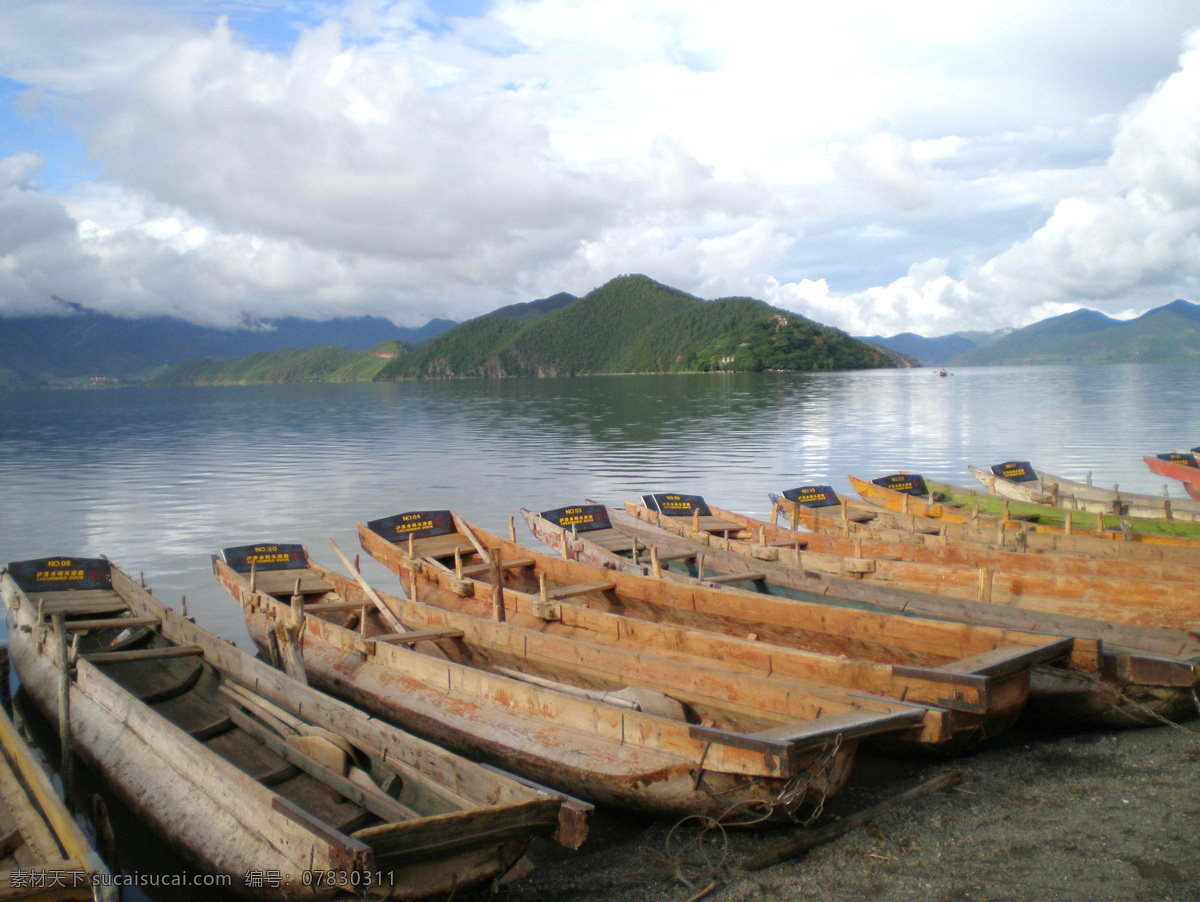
[850,475,1200,561]
[969,462,1200,522]
[772,484,1200,564]
[854,473,1200,544]
[1145,453,1200,501]
[757,489,1200,586]
[359,509,1082,748]
[213,544,920,824]
[617,496,1200,634]
[1,556,571,900]
[0,687,111,901]
[522,501,1200,727]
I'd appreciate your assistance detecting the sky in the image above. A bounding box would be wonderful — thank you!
[2,1,1200,337]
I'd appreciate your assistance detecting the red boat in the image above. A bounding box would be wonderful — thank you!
[1144,451,1200,500]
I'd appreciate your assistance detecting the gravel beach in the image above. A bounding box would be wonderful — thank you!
[500,716,1200,902]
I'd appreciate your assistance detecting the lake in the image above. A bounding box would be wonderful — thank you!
[3,362,1199,649]
[2,361,1199,898]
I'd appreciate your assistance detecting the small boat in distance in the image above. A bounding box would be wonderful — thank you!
[1144,452,1200,500]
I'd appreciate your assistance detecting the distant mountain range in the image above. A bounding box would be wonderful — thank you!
[861,299,1200,366]
[0,300,456,387]
[6,287,1197,390]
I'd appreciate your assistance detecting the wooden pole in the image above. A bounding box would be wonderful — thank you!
[509,516,516,541]
[454,547,463,579]
[53,614,73,800]
[691,508,700,532]
[650,546,662,580]
[490,549,506,622]
[978,568,993,604]
[326,537,407,635]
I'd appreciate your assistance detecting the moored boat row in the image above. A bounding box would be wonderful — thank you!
[4,458,1198,892]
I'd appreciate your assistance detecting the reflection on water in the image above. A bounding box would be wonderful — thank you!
[2,362,1200,899]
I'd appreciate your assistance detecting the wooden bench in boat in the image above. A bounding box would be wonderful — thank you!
[412,534,478,560]
[369,628,466,646]
[689,708,924,764]
[546,582,616,601]
[704,571,768,584]
[582,529,637,554]
[460,558,536,578]
[695,516,744,535]
[83,645,206,665]
[251,570,334,598]
[24,588,129,618]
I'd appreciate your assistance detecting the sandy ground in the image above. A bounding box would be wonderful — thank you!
[498,715,1200,902]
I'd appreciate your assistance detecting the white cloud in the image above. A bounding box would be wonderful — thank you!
[0,1,1199,335]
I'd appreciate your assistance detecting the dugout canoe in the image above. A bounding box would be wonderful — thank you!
[1145,453,1200,501]
[969,462,1200,522]
[214,545,920,824]
[0,683,111,901]
[1,556,571,900]
[850,475,1200,561]
[855,473,1200,543]
[772,484,1200,564]
[759,489,1200,585]
[619,496,1200,634]
[522,501,1200,727]
[361,510,1078,748]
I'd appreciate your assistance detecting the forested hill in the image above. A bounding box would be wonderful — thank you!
[377,275,895,378]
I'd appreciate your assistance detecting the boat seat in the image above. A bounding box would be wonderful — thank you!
[460,558,535,578]
[26,589,129,618]
[372,628,465,645]
[704,572,767,584]
[411,534,478,560]
[251,571,333,598]
[547,582,616,600]
[655,551,697,563]
[695,517,743,534]
[583,530,637,553]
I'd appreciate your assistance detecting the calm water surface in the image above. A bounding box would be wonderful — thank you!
[1,362,1199,897]
[3,362,1199,647]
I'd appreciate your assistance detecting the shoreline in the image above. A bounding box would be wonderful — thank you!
[503,716,1200,902]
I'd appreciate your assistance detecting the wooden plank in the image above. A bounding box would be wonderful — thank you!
[252,571,333,597]
[938,641,1072,678]
[227,707,418,824]
[704,571,767,584]
[373,628,465,645]
[696,517,744,534]
[461,558,536,578]
[546,582,616,601]
[305,600,366,614]
[65,615,160,632]
[689,708,923,754]
[412,534,479,560]
[83,645,205,665]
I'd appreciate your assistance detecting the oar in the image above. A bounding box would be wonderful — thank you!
[326,537,409,635]
[450,512,492,562]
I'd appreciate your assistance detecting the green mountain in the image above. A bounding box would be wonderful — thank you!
[377,275,893,379]
[952,300,1200,365]
[151,341,410,386]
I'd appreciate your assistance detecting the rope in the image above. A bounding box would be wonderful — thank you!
[1074,667,1200,743]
